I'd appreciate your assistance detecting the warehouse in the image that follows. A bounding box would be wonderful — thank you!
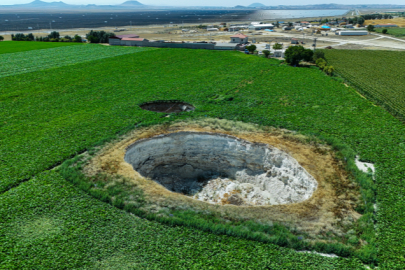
[338,31,368,36]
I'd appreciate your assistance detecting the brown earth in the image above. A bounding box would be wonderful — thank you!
[83,118,362,238]
[365,18,405,27]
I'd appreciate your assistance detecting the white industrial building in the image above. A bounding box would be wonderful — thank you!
[338,31,368,36]
[248,24,274,30]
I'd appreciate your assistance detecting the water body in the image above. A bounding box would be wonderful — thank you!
[249,10,349,20]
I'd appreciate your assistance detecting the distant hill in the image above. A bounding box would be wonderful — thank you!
[120,1,144,6]
[23,0,69,7]
[248,3,266,7]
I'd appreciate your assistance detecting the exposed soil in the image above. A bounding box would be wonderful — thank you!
[140,101,194,113]
[83,118,362,238]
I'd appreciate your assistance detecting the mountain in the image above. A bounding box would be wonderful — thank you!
[23,0,69,7]
[248,3,266,7]
[120,1,144,6]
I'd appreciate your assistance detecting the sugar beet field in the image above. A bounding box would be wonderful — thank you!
[1,42,405,269]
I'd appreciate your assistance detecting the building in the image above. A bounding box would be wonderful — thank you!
[207,28,219,31]
[374,24,398,28]
[109,37,237,50]
[230,33,248,44]
[273,50,285,58]
[248,24,274,30]
[339,31,368,36]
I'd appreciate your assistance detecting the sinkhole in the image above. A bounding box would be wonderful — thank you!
[139,101,195,113]
[124,132,318,206]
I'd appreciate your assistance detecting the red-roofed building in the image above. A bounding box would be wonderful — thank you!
[230,33,248,44]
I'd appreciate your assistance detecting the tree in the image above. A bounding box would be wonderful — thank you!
[48,31,60,39]
[382,29,388,34]
[313,50,325,62]
[87,35,99,43]
[0,36,4,41]
[275,21,280,28]
[273,43,282,50]
[73,35,83,43]
[262,50,270,57]
[284,45,314,66]
[357,17,365,26]
[367,25,375,32]
[288,22,293,27]
[246,44,256,54]
[86,30,115,43]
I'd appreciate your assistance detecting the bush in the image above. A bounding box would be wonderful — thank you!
[316,58,327,69]
[0,36,4,41]
[273,43,283,50]
[382,29,388,34]
[323,65,335,76]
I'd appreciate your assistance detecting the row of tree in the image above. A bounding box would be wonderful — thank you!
[11,31,83,42]
[9,30,116,43]
[86,30,115,43]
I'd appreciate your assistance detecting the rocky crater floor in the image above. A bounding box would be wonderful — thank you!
[125,132,318,206]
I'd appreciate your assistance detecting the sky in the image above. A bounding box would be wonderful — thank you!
[1,0,404,6]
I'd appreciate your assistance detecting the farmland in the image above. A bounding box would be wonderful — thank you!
[323,49,405,121]
[1,44,405,269]
[0,44,154,78]
[0,41,83,54]
[375,27,405,37]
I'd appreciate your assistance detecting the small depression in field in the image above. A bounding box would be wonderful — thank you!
[140,101,195,113]
[124,132,318,206]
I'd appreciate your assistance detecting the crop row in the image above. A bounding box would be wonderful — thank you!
[0,44,155,78]
[0,171,366,269]
[323,49,405,120]
[0,41,83,55]
[1,48,404,268]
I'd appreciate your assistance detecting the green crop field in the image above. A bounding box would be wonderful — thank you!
[375,27,405,37]
[0,45,155,78]
[0,41,83,54]
[1,42,405,269]
[323,49,405,121]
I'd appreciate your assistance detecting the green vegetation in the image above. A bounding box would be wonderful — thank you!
[0,171,365,269]
[323,49,405,120]
[367,25,375,32]
[273,42,283,50]
[0,44,155,78]
[245,44,256,53]
[0,41,82,54]
[375,27,405,37]
[86,30,116,43]
[284,45,313,66]
[1,47,405,268]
